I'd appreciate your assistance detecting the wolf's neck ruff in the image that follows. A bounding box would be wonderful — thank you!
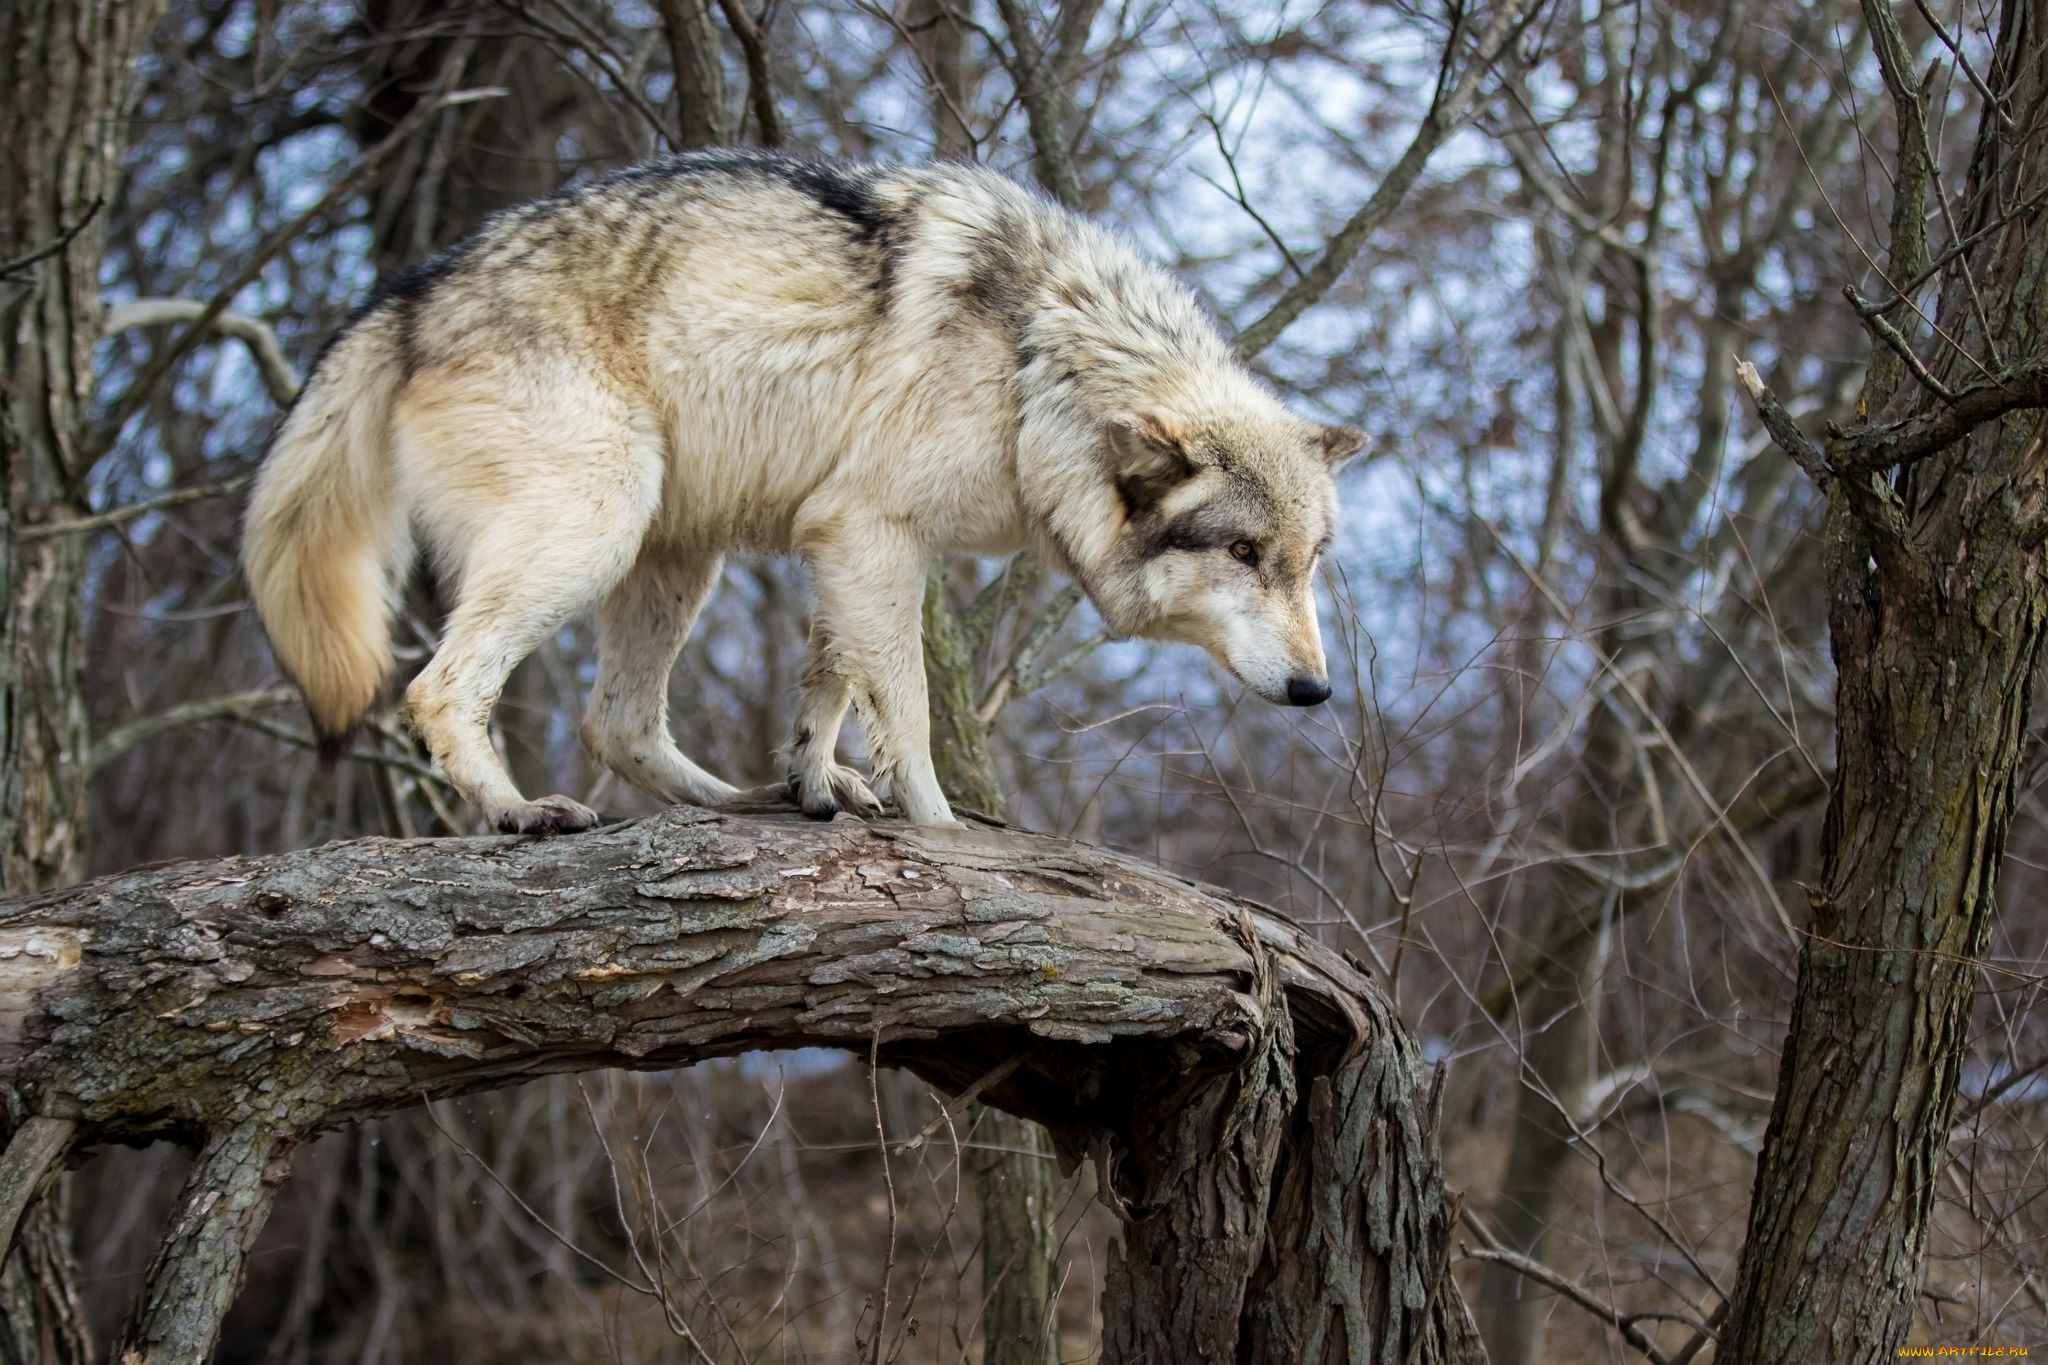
[242,151,1359,833]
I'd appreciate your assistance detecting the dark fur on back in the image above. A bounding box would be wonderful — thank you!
[303,152,920,390]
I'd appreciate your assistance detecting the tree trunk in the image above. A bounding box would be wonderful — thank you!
[1724,0,2048,1354]
[656,0,735,148]
[921,569,1006,822]
[1476,892,1604,1364]
[1479,295,1641,1361]
[1100,950,1295,1365]
[971,1112,1060,1363]
[1477,588,1642,1364]
[1241,1023,1483,1364]
[0,3,167,1360]
[923,572,1060,1365]
[906,0,975,161]
[0,0,164,892]
[0,809,1484,1365]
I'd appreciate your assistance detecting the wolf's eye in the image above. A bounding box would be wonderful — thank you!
[1228,540,1259,567]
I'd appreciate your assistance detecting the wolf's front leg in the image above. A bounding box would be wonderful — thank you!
[784,662,882,818]
[799,524,958,827]
[582,546,741,808]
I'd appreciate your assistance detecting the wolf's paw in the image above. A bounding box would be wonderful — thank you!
[789,762,882,820]
[496,794,601,836]
[720,781,801,809]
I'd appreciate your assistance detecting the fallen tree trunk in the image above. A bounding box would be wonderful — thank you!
[0,807,1483,1364]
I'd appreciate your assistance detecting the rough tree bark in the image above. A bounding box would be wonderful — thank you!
[923,574,1061,1365]
[0,0,164,892]
[0,809,1483,1365]
[655,0,736,148]
[1,3,168,1360]
[1726,0,2048,1354]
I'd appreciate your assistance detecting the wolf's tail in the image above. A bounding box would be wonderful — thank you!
[243,311,412,753]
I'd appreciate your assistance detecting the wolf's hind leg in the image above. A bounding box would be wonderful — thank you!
[400,386,663,835]
[582,548,740,807]
[408,569,616,835]
[785,663,881,819]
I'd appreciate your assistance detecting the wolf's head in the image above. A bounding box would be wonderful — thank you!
[1077,392,1362,707]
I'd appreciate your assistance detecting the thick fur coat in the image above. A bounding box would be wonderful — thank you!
[243,151,1359,831]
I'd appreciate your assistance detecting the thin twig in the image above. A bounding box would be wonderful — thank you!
[19,475,252,543]
[1460,1207,1712,1365]
[1956,1050,2048,1124]
[1482,509,1803,948]
[421,1096,664,1298]
[976,582,1086,721]
[868,1031,899,1365]
[1842,286,1959,403]
[884,1095,962,1365]
[510,0,671,141]
[1759,73,1994,393]
[1910,0,2013,128]
[0,198,104,278]
[893,1054,1028,1154]
[1197,114,1304,279]
[1847,184,2048,316]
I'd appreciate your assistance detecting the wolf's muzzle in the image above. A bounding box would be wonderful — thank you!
[1286,678,1332,706]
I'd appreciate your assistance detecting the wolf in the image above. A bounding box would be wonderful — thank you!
[243,150,1359,833]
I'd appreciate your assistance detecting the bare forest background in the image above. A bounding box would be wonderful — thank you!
[5,0,2045,1359]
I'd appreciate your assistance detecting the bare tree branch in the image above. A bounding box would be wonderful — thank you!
[1843,285,1959,404]
[88,686,298,773]
[0,810,1482,1365]
[0,1117,74,1266]
[103,298,299,405]
[988,0,1101,208]
[1460,1209,1712,1365]
[1734,358,1828,479]
[17,474,251,545]
[87,83,506,469]
[0,196,101,280]
[712,0,787,148]
[1232,0,1543,359]
[1832,365,2048,473]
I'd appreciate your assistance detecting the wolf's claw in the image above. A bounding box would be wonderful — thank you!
[795,779,841,820]
[789,763,882,820]
[496,794,601,835]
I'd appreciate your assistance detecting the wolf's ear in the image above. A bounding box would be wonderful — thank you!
[1315,423,1367,468]
[1108,410,1197,512]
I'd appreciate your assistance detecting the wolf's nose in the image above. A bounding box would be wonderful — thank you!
[1286,677,1332,707]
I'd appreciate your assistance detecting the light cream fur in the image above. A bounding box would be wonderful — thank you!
[243,154,1357,833]
[242,312,411,743]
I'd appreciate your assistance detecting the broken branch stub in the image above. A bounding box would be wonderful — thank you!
[0,808,1482,1364]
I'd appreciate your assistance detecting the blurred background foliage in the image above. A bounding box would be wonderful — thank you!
[52,0,2047,1357]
